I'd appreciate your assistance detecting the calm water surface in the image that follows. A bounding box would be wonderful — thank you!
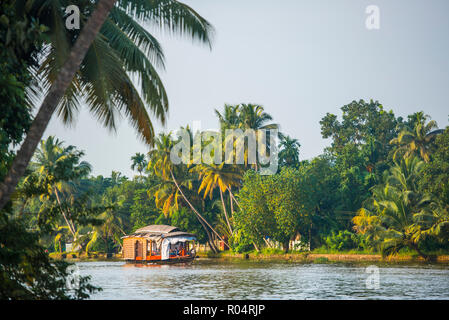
[76,259,449,300]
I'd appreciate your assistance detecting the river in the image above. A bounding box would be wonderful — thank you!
[76,259,449,300]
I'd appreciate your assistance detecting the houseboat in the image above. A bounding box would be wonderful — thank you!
[122,225,197,264]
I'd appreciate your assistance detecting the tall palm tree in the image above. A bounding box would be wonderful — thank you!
[216,104,278,171]
[390,113,443,163]
[131,153,147,177]
[278,132,301,168]
[0,0,214,210]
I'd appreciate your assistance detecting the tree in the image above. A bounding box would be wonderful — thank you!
[235,171,275,250]
[0,0,118,210]
[390,112,443,163]
[237,168,311,252]
[353,156,434,259]
[0,0,214,210]
[131,153,147,177]
[278,133,301,168]
[85,195,126,254]
[237,104,278,131]
[215,104,240,132]
[320,99,400,158]
[0,212,100,299]
[319,100,401,214]
[0,1,99,299]
[24,136,91,241]
[420,126,449,205]
[147,133,227,251]
[194,162,242,235]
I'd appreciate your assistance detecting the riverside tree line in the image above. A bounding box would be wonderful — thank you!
[10,101,449,262]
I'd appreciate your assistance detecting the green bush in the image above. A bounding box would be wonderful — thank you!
[229,229,254,253]
[325,230,360,251]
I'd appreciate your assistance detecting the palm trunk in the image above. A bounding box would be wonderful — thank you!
[219,188,232,234]
[252,241,260,252]
[54,188,76,237]
[194,213,218,253]
[410,242,430,261]
[262,237,272,248]
[227,186,241,210]
[229,188,234,217]
[0,0,118,210]
[169,169,228,247]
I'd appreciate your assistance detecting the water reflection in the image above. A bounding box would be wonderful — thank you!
[76,259,449,300]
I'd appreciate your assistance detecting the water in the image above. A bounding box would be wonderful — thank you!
[76,259,449,300]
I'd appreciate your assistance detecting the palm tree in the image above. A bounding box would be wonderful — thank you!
[26,136,91,240]
[131,153,147,177]
[0,0,214,210]
[278,133,301,168]
[85,195,126,254]
[194,162,242,235]
[0,0,118,210]
[216,104,278,171]
[149,178,180,217]
[390,113,443,163]
[353,156,433,259]
[215,104,240,132]
[147,133,228,250]
[237,104,278,131]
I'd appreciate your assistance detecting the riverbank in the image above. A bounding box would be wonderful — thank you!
[49,252,123,262]
[48,251,449,264]
[198,251,449,264]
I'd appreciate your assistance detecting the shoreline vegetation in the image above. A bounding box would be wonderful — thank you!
[50,250,449,264]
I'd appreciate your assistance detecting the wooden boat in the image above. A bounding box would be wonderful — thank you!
[122,225,197,264]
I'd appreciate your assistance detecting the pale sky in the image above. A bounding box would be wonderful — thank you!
[43,0,449,177]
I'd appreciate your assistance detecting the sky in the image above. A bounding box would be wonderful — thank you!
[42,0,449,178]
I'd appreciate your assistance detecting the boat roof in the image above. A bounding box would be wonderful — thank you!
[122,225,196,240]
[135,225,179,234]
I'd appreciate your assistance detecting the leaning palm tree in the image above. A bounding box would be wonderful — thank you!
[0,0,214,210]
[147,133,228,249]
[390,113,443,163]
[194,162,242,235]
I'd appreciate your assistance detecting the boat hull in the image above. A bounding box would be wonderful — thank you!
[125,255,196,265]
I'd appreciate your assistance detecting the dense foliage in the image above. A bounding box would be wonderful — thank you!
[9,101,448,261]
